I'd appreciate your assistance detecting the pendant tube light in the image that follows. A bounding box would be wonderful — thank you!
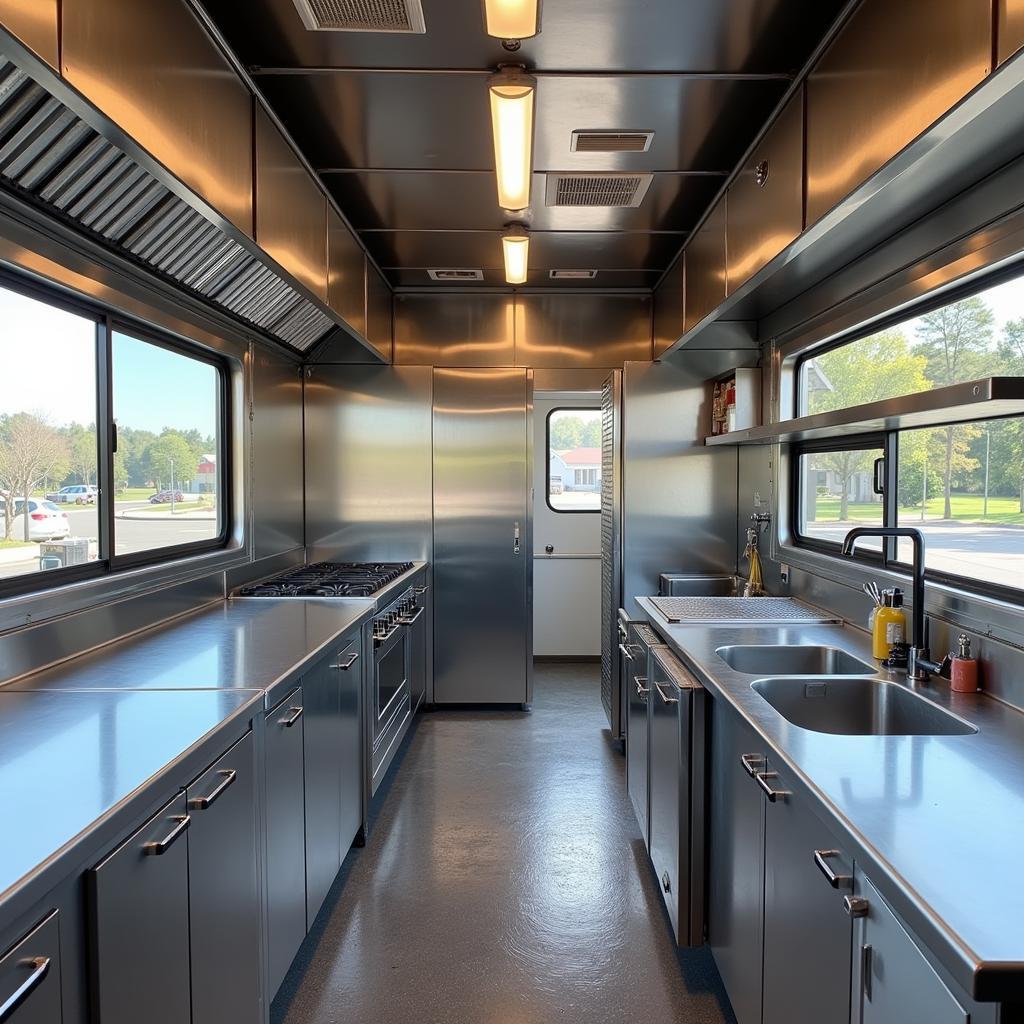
[502,225,530,285]
[484,0,540,39]
[489,67,536,212]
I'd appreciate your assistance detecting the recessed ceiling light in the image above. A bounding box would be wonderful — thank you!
[502,225,530,285]
[488,67,536,212]
[483,0,540,40]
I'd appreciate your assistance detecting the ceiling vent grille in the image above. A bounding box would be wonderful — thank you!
[291,0,426,32]
[0,55,338,352]
[549,269,598,280]
[545,172,654,208]
[427,268,484,282]
[570,130,654,154]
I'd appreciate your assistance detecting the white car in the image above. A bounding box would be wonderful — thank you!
[3,498,71,541]
[47,484,98,504]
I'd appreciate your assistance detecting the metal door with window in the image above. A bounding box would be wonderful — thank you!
[433,368,532,704]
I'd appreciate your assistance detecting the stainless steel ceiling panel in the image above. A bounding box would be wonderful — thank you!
[0,1,59,69]
[255,105,329,302]
[62,0,255,237]
[726,88,803,292]
[394,292,514,365]
[653,256,683,356]
[806,0,991,226]
[999,0,1024,63]
[327,207,366,335]
[365,259,393,359]
[683,198,727,333]
[515,293,651,368]
[203,0,846,74]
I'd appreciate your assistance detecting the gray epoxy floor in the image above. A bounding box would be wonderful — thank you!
[274,662,735,1024]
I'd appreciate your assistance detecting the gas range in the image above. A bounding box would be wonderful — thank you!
[237,561,414,598]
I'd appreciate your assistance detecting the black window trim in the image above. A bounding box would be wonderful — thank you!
[0,269,232,599]
[545,406,601,515]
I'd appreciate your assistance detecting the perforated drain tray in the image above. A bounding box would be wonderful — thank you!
[649,596,839,625]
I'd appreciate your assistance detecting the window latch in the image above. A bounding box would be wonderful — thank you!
[872,457,885,495]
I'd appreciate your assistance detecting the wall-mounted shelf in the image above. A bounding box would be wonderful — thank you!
[705,377,1024,446]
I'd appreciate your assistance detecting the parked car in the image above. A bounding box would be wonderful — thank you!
[5,499,70,541]
[550,477,564,495]
[149,490,185,504]
[46,484,98,504]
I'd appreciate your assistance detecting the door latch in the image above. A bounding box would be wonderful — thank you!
[513,521,520,555]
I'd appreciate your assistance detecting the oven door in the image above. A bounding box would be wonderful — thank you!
[374,623,410,743]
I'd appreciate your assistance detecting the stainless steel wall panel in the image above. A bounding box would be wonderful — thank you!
[394,293,514,366]
[62,0,254,238]
[252,348,304,559]
[515,293,651,368]
[327,209,366,337]
[0,1,58,69]
[432,368,531,704]
[304,364,432,562]
[255,105,328,303]
[654,257,684,357]
[365,260,393,360]
[805,0,991,225]
[999,0,1024,63]
[727,90,804,292]
[683,199,728,333]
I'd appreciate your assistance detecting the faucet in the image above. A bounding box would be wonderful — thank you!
[841,527,951,682]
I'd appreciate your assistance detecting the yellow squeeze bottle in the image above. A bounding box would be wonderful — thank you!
[872,589,907,660]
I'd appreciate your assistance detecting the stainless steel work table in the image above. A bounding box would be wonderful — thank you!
[637,596,1024,1002]
[4,596,376,710]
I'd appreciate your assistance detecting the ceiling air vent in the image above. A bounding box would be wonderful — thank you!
[427,268,484,282]
[545,172,654,208]
[570,130,654,154]
[291,0,426,33]
[549,270,597,280]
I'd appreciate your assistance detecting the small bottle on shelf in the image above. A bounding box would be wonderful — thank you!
[950,633,979,693]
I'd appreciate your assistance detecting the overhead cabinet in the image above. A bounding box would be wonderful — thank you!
[328,209,367,338]
[998,0,1024,63]
[365,261,393,360]
[0,0,58,69]
[683,199,727,334]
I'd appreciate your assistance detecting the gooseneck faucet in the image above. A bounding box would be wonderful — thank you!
[841,527,951,682]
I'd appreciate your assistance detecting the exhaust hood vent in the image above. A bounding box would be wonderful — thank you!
[0,56,339,353]
[427,268,484,282]
[549,269,597,280]
[570,131,654,154]
[291,0,426,33]
[545,172,653,208]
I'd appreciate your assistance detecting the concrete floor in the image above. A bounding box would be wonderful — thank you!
[273,662,735,1024]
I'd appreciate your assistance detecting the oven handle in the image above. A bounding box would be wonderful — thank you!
[398,607,425,625]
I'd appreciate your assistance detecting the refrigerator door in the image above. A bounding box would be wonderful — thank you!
[433,368,532,704]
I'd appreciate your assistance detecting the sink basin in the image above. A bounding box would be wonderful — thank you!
[717,644,875,676]
[751,677,977,736]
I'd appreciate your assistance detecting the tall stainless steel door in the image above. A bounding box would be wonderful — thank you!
[433,368,532,704]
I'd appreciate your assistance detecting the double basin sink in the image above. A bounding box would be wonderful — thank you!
[717,644,975,737]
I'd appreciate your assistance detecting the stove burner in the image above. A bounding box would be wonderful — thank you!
[237,561,414,598]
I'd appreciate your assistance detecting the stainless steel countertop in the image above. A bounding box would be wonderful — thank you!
[0,687,260,913]
[5,596,377,710]
[637,596,1024,1002]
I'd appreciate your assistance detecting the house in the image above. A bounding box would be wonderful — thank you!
[195,454,216,493]
[553,446,601,492]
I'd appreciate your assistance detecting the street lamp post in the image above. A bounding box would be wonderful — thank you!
[170,458,175,515]
[984,429,991,518]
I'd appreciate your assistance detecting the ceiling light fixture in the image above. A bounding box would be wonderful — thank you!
[502,225,530,285]
[484,0,540,40]
[488,66,536,212]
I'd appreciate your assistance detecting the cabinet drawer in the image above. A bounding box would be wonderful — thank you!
[0,911,61,1024]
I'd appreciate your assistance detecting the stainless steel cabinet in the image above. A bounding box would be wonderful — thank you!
[186,732,260,1024]
[707,703,765,1024]
[264,687,307,999]
[853,873,968,1024]
[683,200,727,333]
[762,760,852,1024]
[0,911,61,1024]
[90,793,192,1024]
[304,633,362,926]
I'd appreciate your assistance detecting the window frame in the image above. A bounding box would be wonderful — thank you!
[545,406,602,515]
[0,270,232,599]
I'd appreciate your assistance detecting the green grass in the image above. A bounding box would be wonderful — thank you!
[0,537,34,549]
[132,500,214,514]
[811,494,1024,525]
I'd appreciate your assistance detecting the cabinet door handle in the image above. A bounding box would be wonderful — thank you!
[278,706,304,728]
[654,681,679,705]
[189,769,237,810]
[740,753,765,776]
[618,643,634,661]
[634,675,649,698]
[813,849,852,890]
[0,956,50,1021]
[331,652,360,670]
[143,814,190,855]
[844,895,869,918]
[861,944,873,1001]
[754,770,787,802]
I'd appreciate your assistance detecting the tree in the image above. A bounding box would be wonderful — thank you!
[68,424,98,485]
[147,431,193,491]
[0,413,70,540]
[915,297,996,517]
[994,318,1024,510]
[549,415,585,450]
